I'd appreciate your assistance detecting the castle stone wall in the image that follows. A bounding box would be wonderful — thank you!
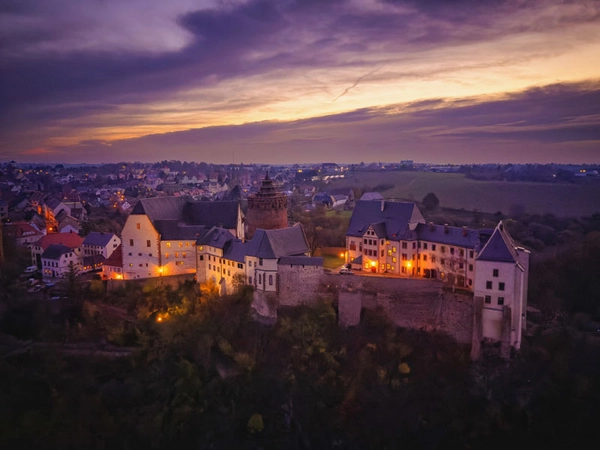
[332,275,475,344]
[277,263,324,306]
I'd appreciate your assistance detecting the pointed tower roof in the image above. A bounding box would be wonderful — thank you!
[476,221,519,263]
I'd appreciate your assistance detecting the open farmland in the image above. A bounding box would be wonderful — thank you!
[326,171,600,217]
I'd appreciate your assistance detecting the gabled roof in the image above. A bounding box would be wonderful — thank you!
[42,244,72,260]
[476,221,520,263]
[278,256,323,266]
[197,227,236,249]
[35,231,83,250]
[154,220,206,240]
[245,227,309,259]
[182,201,240,229]
[416,223,482,249]
[370,222,387,238]
[45,197,63,211]
[104,245,123,267]
[347,201,425,240]
[3,221,44,239]
[83,231,116,247]
[223,239,246,263]
[131,196,190,221]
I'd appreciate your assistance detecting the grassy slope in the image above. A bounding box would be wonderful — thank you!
[327,171,600,217]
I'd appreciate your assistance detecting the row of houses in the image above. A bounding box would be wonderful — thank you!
[30,231,121,278]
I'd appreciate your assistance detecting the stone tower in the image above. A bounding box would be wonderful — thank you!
[246,172,288,239]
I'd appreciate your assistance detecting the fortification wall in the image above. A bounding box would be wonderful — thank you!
[107,273,196,292]
[333,275,474,344]
[277,264,324,306]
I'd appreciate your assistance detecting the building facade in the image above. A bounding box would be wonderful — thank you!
[346,200,530,349]
[121,197,244,279]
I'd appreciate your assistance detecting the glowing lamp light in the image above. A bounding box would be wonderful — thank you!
[407,261,412,268]
[340,253,345,258]
[158,267,163,273]
[156,316,163,322]
[370,261,377,267]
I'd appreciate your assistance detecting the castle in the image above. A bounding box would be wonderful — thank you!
[345,200,529,349]
[114,181,529,350]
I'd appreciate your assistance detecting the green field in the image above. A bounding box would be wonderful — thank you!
[328,171,600,217]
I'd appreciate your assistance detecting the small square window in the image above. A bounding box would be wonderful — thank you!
[136,223,140,229]
[486,281,492,289]
[499,282,505,291]
[493,269,499,277]
[498,297,505,305]
[485,295,491,304]
[432,244,437,251]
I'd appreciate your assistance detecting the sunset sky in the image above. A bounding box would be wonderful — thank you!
[1,0,600,164]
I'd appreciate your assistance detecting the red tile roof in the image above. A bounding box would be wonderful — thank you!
[34,231,83,250]
[104,244,123,267]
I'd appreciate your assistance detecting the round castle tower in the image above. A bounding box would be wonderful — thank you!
[246,172,288,239]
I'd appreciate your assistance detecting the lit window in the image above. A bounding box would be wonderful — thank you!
[136,223,140,229]
[166,242,171,248]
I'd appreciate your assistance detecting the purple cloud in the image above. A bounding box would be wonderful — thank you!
[1,0,600,162]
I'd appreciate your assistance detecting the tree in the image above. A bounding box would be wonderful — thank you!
[422,192,440,210]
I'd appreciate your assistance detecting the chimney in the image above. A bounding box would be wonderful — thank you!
[462,226,467,237]
[429,222,434,231]
[381,200,385,212]
[444,224,449,234]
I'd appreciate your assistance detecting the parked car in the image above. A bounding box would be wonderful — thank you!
[339,267,354,275]
[24,266,38,274]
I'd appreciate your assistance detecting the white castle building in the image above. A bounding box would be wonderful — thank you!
[345,200,530,349]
